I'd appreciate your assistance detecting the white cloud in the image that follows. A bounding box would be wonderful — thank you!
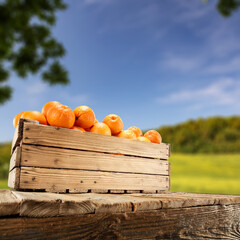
[162,54,202,73]
[205,57,240,74]
[156,78,240,109]
[25,81,48,95]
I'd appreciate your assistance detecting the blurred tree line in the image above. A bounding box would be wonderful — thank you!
[158,116,240,153]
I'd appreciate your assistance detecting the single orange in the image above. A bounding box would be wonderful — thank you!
[137,136,151,142]
[128,126,143,137]
[21,111,47,125]
[90,122,111,135]
[13,112,24,128]
[116,130,137,139]
[42,101,61,117]
[47,105,75,128]
[102,114,123,135]
[144,130,162,144]
[74,106,95,129]
[71,126,85,131]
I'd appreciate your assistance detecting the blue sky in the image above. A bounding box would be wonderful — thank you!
[1,0,240,142]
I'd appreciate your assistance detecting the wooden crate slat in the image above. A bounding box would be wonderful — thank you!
[11,119,37,153]
[18,167,170,192]
[22,121,170,159]
[9,146,21,172]
[8,168,20,189]
[17,144,169,175]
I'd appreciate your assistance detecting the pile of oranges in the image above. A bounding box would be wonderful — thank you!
[13,101,162,144]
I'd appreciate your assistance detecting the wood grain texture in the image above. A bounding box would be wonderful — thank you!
[0,204,240,240]
[9,147,21,172]
[18,167,170,192]
[0,190,20,217]
[11,120,23,154]
[1,190,238,218]
[11,119,37,153]
[22,121,170,159]
[8,167,20,189]
[19,144,169,175]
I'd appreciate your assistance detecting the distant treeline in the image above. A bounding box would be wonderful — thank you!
[156,116,240,153]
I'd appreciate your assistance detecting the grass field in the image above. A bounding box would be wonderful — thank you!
[1,153,240,195]
[170,153,240,195]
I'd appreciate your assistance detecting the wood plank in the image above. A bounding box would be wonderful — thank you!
[91,189,108,193]
[68,189,88,193]
[0,190,20,217]
[8,167,20,189]
[1,190,240,218]
[9,147,21,172]
[109,190,125,194]
[126,190,141,194]
[22,121,170,159]
[18,167,170,192]
[11,119,23,154]
[0,204,240,239]
[11,119,37,153]
[19,144,169,175]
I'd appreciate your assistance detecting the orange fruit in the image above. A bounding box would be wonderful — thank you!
[13,112,24,128]
[144,130,162,144]
[84,119,98,131]
[116,130,137,139]
[21,111,47,125]
[74,106,95,129]
[90,122,111,135]
[47,105,75,128]
[71,126,85,131]
[137,136,151,142]
[128,126,143,137]
[42,101,61,118]
[102,114,123,135]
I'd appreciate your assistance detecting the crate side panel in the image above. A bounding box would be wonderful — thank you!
[8,168,20,189]
[22,122,170,159]
[20,145,169,175]
[9,147,22,172]
[19,167,170,192]
[11,121,23,154]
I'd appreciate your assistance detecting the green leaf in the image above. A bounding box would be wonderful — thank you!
[42,61,69,85]
[0,85,12,104]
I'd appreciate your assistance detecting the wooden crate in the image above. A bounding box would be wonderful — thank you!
[8,119,170,193]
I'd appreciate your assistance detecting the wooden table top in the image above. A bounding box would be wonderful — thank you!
[1,189,240,218]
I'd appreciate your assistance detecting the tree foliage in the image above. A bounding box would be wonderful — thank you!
[156,116,240,153]
[217,0,240,17]
[0,0,69,104]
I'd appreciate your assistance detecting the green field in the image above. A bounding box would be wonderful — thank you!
[170,153,240,195]
[0,179,9,189]
[1,153,240,195]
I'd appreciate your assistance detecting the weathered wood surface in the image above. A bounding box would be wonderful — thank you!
[12,119,170,159]
[1,190,240,218]
[1,190,240,239]
[0,190,20,217]
[10,144,169,175]
[15,166,169,192]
